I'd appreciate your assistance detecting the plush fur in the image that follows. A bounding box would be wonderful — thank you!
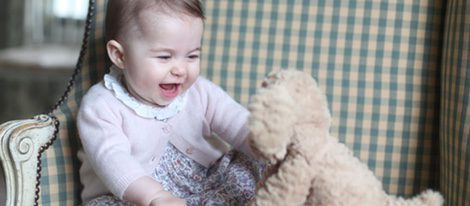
[247,70,444,206]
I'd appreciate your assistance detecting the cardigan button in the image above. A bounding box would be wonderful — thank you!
[162,125,171,134]
[185,147,193,155]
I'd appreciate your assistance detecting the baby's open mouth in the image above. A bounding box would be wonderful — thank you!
[159,83,180,98]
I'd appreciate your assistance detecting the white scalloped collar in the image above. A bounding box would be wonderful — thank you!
[103,65,187,121]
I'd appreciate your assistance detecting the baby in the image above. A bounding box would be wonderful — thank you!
[77,0,264,205]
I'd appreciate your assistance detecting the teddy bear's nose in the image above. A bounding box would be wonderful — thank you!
[261,81,268,87]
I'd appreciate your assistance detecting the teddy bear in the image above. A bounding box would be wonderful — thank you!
[246,70,444,206]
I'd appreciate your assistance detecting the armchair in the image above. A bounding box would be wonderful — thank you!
[1,0,469,205]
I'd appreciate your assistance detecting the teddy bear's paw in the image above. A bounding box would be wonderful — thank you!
[250,155,312,206]
[388,189,444,206]
[416,190,445,206]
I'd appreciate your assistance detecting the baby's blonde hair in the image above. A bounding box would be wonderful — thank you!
[105,0,205,42]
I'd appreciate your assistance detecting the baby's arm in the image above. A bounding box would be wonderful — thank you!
[199,79,256,157]
[124,176,185,206]
[78,91,184,205]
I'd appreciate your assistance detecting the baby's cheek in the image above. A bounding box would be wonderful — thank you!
[184,76,199,89]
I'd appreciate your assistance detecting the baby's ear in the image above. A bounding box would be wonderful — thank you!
[106,40,125,69]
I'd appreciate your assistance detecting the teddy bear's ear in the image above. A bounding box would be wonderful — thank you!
[248,84,297,162]
[261,70,284,87]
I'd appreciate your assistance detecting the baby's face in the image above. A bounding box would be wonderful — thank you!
[120,10,204,107]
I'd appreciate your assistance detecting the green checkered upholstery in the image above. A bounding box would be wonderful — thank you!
[440,0,470,205]
[36,0,470,205]
[201,0,443,196]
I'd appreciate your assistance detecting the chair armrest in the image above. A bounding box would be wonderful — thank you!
[0,115,55,206]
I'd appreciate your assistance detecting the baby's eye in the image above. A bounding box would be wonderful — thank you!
[188,54,200,59]
[157,56,171,60]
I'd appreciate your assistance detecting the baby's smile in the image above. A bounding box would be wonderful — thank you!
[159,83,180,98]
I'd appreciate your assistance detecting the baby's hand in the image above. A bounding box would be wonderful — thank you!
[149,190,186,206]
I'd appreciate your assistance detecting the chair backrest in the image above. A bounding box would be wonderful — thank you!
[38,0,446,205]
[39,0,108,204]
[440,0,470,205]
[200,0,443,196]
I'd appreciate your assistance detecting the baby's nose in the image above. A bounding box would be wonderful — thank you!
[170,61,187,77]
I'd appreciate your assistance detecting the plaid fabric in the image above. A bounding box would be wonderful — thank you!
[37,0,451,205]
[200,0,443,196]
[440,0,470,205]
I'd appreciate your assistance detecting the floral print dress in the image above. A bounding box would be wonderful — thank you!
[154,143,265,206]
[86,143,265,206]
